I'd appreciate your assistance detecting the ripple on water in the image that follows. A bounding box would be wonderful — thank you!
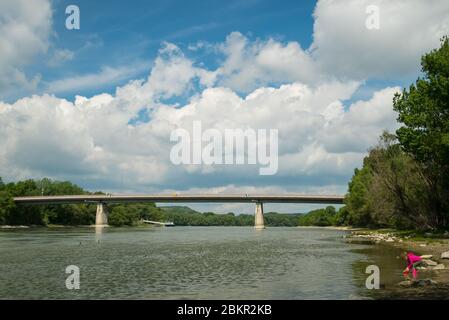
[0,226,393,299]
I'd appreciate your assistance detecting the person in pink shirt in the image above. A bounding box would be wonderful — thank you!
[402,251,423,279]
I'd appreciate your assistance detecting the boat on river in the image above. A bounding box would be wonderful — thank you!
[142,220,175,227]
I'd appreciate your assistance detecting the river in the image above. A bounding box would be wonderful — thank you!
[0,226,406,299]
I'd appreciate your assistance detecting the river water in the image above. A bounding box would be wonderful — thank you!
[0,226,406,299]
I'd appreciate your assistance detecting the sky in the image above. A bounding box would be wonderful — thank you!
[0,0,448,213]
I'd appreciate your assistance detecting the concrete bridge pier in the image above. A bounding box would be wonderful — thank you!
[95,202,108,226]
[254,201,265,229]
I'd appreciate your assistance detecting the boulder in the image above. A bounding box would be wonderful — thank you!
[415,279,438,286]
[397,279,438,287]
[422,259,438,266]
[416,266,427,270]
[433,264,445,270]
[398,280,412,287]
[441,251,449,259]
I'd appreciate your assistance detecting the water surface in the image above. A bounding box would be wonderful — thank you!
[0,226,405,299]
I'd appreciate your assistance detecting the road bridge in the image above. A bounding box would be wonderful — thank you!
[13,194,345,229]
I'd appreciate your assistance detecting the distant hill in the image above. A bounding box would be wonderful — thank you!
[157,206,304,226]
[160,206,304,216]
[159,206,200,215]
[265,212,304,216]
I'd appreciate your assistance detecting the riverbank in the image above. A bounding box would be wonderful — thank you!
[347,228,449,299]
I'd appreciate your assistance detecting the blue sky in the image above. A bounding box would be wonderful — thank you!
[1,0,448,213]
[16,0,416,105]
[29,0,316,101]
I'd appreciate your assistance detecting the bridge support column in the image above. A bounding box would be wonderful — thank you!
[95,202,108,226]
[254,201,265,229]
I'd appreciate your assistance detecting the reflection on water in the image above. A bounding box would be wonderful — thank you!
[0,226,405,299]
[350,244,406,298]
[95,226,105,243]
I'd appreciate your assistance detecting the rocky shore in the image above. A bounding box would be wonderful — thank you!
[347,229,449,299]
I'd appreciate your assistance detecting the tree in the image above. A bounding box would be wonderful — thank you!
[345,164,373,227]
[298,207,337,226]
[109,206,138,226]
[367,132,430,229]
[9,179,38,196]
[0,191,15,224]
[334,206,349,226]
[393,37,449,227]
[344,131,442,230]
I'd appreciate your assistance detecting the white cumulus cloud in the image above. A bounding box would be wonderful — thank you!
[3,0,444,199]
[310,0,449,79]
[0,0,52,99]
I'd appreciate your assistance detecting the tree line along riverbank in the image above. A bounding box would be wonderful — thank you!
[0,177,328,227]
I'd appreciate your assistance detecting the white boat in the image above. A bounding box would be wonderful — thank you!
[142,220,175,227]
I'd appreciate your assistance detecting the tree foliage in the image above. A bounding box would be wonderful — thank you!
[160,206,300,226]
[337,38,449,231]
[393,37,449,227]
[342,130,447,230]
[298,206,337,226]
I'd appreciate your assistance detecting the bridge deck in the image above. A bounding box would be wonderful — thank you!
[13,194,344,205]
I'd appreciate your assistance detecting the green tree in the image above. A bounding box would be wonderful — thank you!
[366,133,429,229]
[393,37,449,227]
[345,164,373,227]
[109,206,138,226]
[298,207,337,226]
[0,191,15,224]
[9,179,38,196]
[334,206,349,226]
[344,132,438,230]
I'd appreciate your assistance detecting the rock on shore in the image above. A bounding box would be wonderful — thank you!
[422,259,438,266]
[348,231,449,271]
[349,232,398,243]
[398,279,438,288]
[433,264,445,270]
